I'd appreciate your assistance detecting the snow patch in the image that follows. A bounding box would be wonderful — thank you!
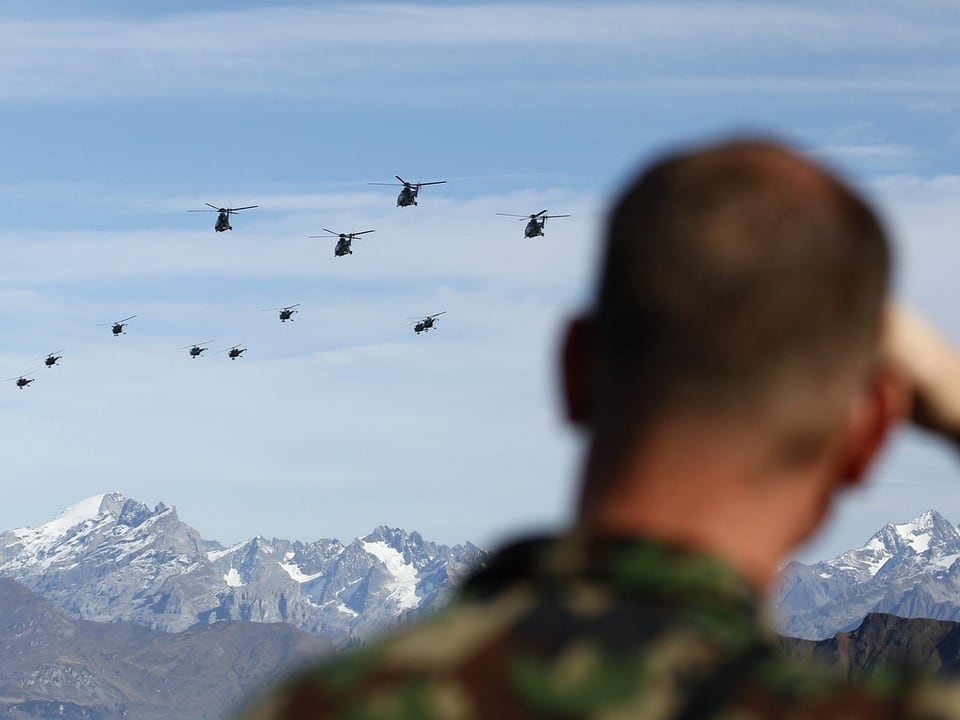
[279,561,322,584]
[207,542,245,562]
[337,603,358,617]
[224,568,244,587]
[362,540,419,611]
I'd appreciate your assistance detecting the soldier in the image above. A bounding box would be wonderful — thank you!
[237,139,960,719]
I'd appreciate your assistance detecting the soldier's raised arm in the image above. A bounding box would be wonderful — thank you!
[885,304,960,448]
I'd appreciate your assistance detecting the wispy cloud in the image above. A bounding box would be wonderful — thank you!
[5,3,960,103]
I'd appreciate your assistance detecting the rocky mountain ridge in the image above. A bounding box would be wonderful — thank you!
[0,493,486,647]
[0,576,332,720]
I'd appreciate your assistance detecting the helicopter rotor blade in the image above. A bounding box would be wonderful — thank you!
[33,350,66,361]
[187,209,218,212]
[496,213,530,218]
[544,214,571,219]
[416,181,447,187]
[230,205,259,212]
[350,230,375,237]
[205,203,219,210]
[430,312,447,318]
[368,182,403,187]
[395,175,409,185]
[178,339,215,349]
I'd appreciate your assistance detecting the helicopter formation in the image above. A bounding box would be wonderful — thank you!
[11,176,569,389]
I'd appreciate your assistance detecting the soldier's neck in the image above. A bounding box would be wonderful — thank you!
[577,423,838,593]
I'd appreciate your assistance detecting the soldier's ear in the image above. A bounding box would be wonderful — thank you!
[561,315,595,428]
[837,367,907,488]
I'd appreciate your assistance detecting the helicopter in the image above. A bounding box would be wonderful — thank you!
[180,340,214,359]
[7,374,35,390]
[98,316,137,336]
[35,351,64,368]
[369,176,447,207]
[187,203,258,232]
[310,229,375,257]
[262,304,300,322]
[497,209,570,238]
[218,344,247,360]
[412,311,446,335]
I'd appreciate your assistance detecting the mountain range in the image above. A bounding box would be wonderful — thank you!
[0,492,487,648]
[777,509,960,640]
[11,494,960,658]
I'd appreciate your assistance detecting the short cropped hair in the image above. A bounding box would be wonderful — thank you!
[593,140,891,465]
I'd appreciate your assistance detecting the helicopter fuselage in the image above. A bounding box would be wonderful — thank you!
[279,310,295,321]
[397,187,418,207]
[228,348,246,360]
[525,219,546,238]
[189,346,206,358]
[112,324,124,335]
[335,238,353,256]
[215,211,232,232]
[16,378,33,389]
[45,355,61,367]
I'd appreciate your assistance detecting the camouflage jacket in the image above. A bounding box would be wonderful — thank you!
[237,533,960,719]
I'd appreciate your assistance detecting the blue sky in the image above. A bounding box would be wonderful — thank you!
[3,1,960,561]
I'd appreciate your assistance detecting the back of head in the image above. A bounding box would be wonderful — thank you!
[591,139,891,469]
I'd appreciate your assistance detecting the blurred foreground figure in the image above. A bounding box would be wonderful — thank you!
[237,140,960,719]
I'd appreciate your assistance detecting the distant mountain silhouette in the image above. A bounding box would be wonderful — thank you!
[780,612,960,679]
[0,577,333,720]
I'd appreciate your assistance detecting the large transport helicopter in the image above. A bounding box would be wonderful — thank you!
[7,374,35,389]
[411,311,446,334]
[218,344,247,360]
[180,340,214,358]
[98,316,136,336]
[311,229,375,257]
[187,203,258,232]
[36,351,64,368]
[369,176,447,207]
[262,304,300,322]
[497,209,570,238]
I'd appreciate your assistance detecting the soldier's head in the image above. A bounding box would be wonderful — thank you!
[565,139,894,514]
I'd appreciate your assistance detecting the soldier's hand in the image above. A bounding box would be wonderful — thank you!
[884,304,960,444]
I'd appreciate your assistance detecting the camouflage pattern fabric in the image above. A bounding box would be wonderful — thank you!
[236,533,960,719]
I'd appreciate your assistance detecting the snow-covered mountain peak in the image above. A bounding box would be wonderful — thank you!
[890,509,958,554]
[8,493,124,562]
[778,509,960,640]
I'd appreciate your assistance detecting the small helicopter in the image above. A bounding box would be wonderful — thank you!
[98,316,137,336]
[369,176,447,207]
[187,203,259,232]
[180,340,214,359]
[411,312,446,335]
[35,351,64,368]
[497,209,570,238]
[218,344,247,360]
[7,374,35,390]
[262,304,300,322]
[311,229,375,257]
